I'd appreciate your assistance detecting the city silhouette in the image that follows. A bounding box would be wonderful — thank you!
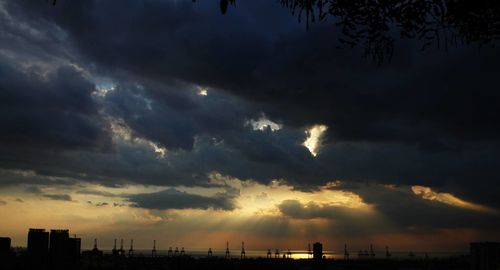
[0,228,499,269]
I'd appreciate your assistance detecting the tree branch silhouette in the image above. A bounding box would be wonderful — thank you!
[49,0,500,64]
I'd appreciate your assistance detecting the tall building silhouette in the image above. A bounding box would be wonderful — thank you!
[27,229,49,270]
[0,237,13,270]
[50,229,69,255]
[313,242,323,260]
[28,228,49,256]
[46,229,81,269]
[0,237,11,254]
[68,237,81,262]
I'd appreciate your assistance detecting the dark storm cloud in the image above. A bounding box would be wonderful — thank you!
[278,185,500,235]
[21,182,73,201]
[0,0,499,219]
[0,169,77,188]
[344,184,500,231]
[128,188,237,211]
[98,81,328,186]
[101,80,251,151]
[0,60,111,152]
[9,0,500,144]
[317,141,500,208]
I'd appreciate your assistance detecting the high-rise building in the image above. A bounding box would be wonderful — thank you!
[313,242,323,260]
[471,242,500,270]
[27,228,49,256]
[67,237,81,261]
[27,228,50,270]
[0,237,13,270]
[0,237,11,254]
[49,229,69,257]
[49,229,81,269]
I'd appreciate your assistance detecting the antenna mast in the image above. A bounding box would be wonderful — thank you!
[225,241,230,259]
[152,240,157,257]
[240,242,246,259]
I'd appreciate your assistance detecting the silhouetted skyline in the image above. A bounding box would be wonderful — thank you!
[2,228,500,270]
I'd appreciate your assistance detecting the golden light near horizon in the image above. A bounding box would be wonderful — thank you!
[303,124,328,156]
[0,171,376,248]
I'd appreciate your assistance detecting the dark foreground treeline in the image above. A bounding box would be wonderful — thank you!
[0,253,470,270]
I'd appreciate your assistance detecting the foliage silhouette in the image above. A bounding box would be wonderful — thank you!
[279,0,500,63]
[49,0,500,64]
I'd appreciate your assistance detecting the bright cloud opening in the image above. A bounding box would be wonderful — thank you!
[245,115,282,131]
[197,87,208,96]
[411,185,493,212]
[303,124,328,157]
[93,82,116,97]
[207,173,370,217]
[109,117,167,158]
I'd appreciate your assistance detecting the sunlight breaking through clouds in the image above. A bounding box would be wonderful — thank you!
[197,86,208,96]
[411,185,494,212]
[207,173,370,216]
[109,117,167,158]
[93,82,116,97]
[303,124,328,157]
[245,115,282,131]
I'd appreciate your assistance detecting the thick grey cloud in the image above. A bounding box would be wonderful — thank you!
[76,189,119,198]
[43,193,72,201]
[0,62,111,151]
[278,185,500,236]
[278,199,356,220]
[25,186,42,194]
[10,0,499,144]
[22,183,73,201]
[128,188,238,211]
[342,184,500,232]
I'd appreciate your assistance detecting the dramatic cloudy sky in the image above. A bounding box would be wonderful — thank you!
[1,0,499,253]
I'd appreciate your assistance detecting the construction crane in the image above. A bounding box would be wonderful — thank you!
[225,241,230,259]
[152,240,157,257]
[128,240,134,257]
[344,244,350,260]
[240,242,246,259]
